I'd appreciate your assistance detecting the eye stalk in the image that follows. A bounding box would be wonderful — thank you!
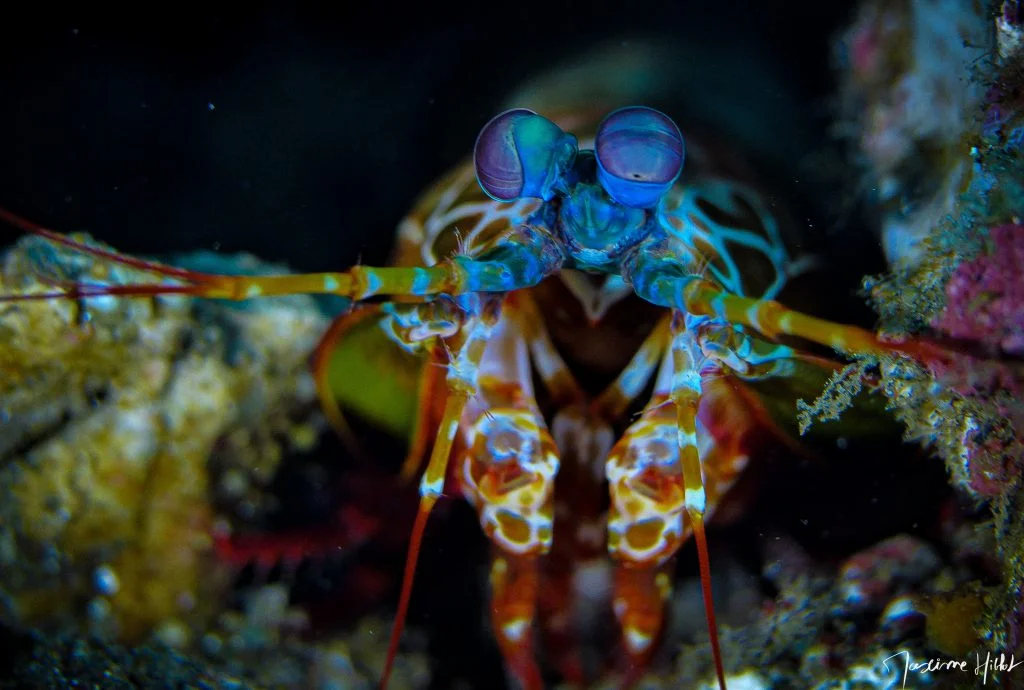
[474,109,578,202]
[595,106,685,208]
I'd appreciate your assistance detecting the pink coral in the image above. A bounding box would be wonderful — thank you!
[933,225,1024,354]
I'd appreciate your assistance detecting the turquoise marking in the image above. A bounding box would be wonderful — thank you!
[514,115,578,201]
[622,238,690,308]
[455,229,564,293]
[620,241,740,323]
[557,182,649,271]
[363,270,383,296]
[411,267,433,296]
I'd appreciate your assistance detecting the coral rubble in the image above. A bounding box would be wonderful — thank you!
[664,535,981,689]
[807,0,1024,684]
[0,235,433,688]
[0,236,326,648]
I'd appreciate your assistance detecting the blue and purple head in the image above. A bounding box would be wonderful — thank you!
[473,106,685,270]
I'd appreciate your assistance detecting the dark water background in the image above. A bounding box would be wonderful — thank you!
[0,1,862,271]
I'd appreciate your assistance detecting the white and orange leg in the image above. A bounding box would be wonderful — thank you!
[606,310,742,690]
[605,394,691,683]
[377,292,504,689]
[458,303,561,690]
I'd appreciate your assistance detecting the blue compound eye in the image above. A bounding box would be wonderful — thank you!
[595,106,685,208]
[474,109,578,202]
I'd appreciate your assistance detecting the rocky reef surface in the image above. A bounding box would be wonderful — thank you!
[0,241,429,688]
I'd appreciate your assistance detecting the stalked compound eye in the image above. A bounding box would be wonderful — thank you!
[595,106,685,208]
[474,109,578,202]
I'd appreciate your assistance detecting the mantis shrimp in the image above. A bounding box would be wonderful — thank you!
[0,104,951,690]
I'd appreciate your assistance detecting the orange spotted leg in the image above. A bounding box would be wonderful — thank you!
[457,299,563,690]
[605,310,732,690]
[378,293,503,689]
